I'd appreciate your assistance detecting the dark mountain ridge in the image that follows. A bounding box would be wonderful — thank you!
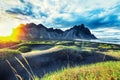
[11,23,97,40]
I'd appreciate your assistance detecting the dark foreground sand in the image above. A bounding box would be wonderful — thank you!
[0,43,118,80]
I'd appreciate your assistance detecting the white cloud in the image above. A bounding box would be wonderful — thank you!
[0,0,120,37]
[91,27,120,39]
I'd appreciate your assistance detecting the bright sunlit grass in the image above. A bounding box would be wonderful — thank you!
[104,50,120,59]
[41,61,120,80]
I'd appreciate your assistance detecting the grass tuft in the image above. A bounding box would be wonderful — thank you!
[17,46,31,53]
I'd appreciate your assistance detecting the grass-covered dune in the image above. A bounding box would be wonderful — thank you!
[0,40,120,80]
[41,61,120,80]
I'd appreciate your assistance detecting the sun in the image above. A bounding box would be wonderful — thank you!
[0,26,15,41]
[0,23,26,41]
[0,24,13,36]
[0,30,12,37]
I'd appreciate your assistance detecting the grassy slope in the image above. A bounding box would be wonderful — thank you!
[0,40,120,80]
[33,41,120,80]
[41,61,120,80]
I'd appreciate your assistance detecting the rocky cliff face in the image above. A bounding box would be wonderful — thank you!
[11,23,97,40]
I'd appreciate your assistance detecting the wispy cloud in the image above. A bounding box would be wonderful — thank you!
[91,27,120,38]
[0,0,120,37]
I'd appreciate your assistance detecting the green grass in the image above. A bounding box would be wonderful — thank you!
[1,40,120,80]
[0,40,120,80]
[0,49,21,60]
[103,50,120,59]
[41,61,120,80]
[22,40,57,45]
[61,45,80,51]
[98,43,120,50]
[17,46,31,53]
[56,41,74,45]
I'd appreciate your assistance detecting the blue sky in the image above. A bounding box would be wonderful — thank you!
[0,0,120,38]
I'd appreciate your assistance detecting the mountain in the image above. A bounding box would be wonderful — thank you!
[11,23,97,40]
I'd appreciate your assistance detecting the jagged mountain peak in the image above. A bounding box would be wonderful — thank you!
[37,24,47,29]
[47,28,64,34]
[73,24,85,30]
[12,23,97,40]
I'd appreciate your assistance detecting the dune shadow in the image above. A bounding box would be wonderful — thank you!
[31,44,54,50]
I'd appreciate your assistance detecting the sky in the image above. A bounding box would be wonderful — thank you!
[0,0,120,39]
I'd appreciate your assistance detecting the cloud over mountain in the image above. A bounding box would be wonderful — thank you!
[0,0,120,38]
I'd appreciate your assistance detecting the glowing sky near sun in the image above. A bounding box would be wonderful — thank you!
[0,0,120,38]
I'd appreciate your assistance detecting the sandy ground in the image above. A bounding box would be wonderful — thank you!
[23,45,62,57]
